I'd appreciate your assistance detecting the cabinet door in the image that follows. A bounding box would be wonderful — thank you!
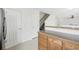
[75,43,79,50]
[48,36,63,50]
[63,40,75,50]
[38,32,47,50]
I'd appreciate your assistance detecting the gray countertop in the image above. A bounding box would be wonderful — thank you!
[43,30,79,42]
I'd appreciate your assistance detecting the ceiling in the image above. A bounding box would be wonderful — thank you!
[5,8,79,19]
[39,8,79,18]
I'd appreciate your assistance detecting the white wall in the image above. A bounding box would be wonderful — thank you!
[45,15,58,26]
[20,9,39,40]
[39,8,79,27]
[5,8,39,48]
[58,16,79,26]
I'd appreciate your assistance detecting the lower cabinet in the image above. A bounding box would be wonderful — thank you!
[63,40,79,50]
[38,32,47,50]
[75,43,79,50]
[63,40,75,50]
[38,32,79,50]
[48,36,63,50]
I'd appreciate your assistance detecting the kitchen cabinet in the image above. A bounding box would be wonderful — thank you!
[38,32,79,50]
[75,43,79,50]
[38,32,48,50]
[63,40,75,50]
[63,40,79,50]
[48,36,62,50]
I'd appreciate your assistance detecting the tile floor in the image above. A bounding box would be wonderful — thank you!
[7,38,38,50]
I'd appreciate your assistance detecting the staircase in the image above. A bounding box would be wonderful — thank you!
[40,13,49,31]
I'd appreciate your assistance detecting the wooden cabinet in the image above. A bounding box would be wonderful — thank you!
[63,40,75,50]
[75,43,79,50]
[63,40,79,50]
[38,32,79,50]
[38,32,47,50]
[48,36,62,50]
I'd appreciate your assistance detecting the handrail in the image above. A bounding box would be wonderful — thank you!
[40,14,49,27]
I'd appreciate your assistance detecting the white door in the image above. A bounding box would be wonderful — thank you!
[5,9,22,48]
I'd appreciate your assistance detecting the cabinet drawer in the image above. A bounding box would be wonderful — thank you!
[48,44,62,50]
[63,40,75,50]
[49,36,63,45]
[75,43,79,50]
[48,37,62,50]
